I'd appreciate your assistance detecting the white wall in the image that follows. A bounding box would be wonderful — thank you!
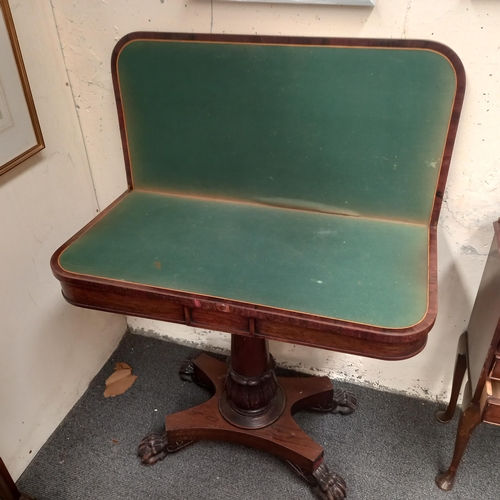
[50,0,500,401]
[0,1,126,480]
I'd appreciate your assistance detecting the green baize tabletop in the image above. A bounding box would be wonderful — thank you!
[59,190,429,330]
[56,37,459,334]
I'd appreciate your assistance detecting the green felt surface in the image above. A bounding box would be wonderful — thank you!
[60,191,429,328]
[117,40,456,224]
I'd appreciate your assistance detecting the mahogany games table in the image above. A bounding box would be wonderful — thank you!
[51,33,465,499]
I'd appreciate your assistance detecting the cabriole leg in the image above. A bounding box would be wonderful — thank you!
[435,384,482,491]
[436,333,468,424]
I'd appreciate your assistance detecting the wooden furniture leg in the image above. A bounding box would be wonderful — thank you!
[0,458,34,500]
[138,336,356,500]
[436,333,468,424]
[435,381,482,491]
[435,220,500,491]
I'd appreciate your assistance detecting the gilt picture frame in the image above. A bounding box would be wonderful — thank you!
[0,0,44,176]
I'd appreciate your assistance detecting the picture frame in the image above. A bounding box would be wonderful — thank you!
[0,0,44,177]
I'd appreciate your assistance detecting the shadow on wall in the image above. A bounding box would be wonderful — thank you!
[428,219,493,398]
[426,227,485,397]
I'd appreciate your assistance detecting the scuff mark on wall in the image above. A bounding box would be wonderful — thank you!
[210,0,214,33]
[460,245,486,256]
[128,324,449,402]
[131,325,230,356]
[402,0,412,38]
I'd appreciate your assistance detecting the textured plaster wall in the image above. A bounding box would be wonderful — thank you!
[50,0,500,401]
[0,1,126,479]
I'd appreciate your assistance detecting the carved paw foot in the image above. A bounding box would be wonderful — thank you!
[331,388,357,415]
[138,432,194,465]
[179,359,212,389]
[138,432,169,465]
[288,462,346,500]
[312,388,357,415]
[312,463,347,500]
[179,360,196,382]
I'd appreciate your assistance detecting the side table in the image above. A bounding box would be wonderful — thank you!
[436,218,500,490]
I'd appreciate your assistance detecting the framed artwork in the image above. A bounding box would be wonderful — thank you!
[0,0,44,176]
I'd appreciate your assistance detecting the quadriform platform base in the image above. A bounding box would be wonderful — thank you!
[138,337,356,500]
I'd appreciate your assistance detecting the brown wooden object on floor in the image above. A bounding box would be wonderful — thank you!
[138,341,354,499]
[0,458,34,500]
[50,33,465,499]
[436,218,500,491]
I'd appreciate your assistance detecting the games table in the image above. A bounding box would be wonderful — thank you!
[51,33,465,499]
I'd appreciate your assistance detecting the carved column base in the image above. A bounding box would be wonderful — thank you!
[219,355,286,429]
[219,384,286,429]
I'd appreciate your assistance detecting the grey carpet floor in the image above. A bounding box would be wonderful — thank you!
[17,331,500,499]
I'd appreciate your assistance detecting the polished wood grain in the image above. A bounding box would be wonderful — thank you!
[138,348,353,498]
[166,353,328,470]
